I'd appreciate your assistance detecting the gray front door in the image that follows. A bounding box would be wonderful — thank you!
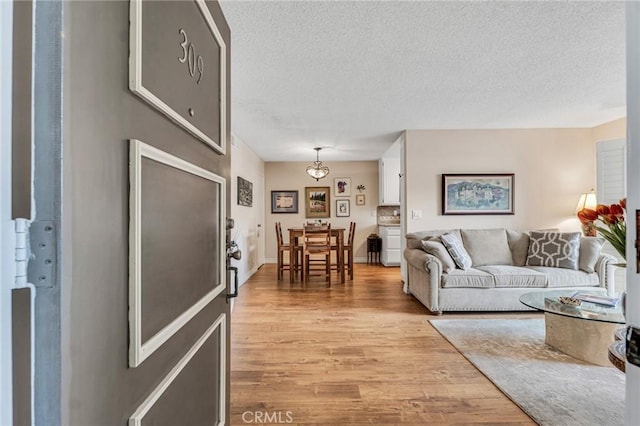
[25,1,232,424]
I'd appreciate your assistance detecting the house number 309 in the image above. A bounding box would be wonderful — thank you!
[178,29,204,84]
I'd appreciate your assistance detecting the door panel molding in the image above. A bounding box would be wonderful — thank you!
[129,0,227,154]
[129,139,226,367]
[129,313,226,426]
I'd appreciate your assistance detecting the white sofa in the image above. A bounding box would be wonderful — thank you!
[404,228,617,314]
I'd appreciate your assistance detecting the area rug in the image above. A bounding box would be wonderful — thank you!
[429,318,625,426]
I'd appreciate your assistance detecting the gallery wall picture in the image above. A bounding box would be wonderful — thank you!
[355,194,365,206]
[271,190,298,213]
[334,177,351,197]
[237,176,253,207]
[336,200,350,217]
[305,186,331,218]
[442,173,515,215]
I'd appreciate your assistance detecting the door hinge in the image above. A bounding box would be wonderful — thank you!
[15,218,30,287]
[27,220,56,288]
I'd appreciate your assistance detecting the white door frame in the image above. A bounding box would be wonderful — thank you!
[0,1,14,424]
[626,3,640,425]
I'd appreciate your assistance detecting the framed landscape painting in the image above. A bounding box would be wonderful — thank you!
[442,174,514,215]
[305,186,330,218]
[271,190,298,214]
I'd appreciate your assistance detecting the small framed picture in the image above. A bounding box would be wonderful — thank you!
[237,176,253,207]
[355,194,365,206]
[334,177,351,197]
[271,190,298,214]
[336,199,350,217]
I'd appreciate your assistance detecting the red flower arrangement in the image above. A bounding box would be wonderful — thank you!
[577,198,626,260]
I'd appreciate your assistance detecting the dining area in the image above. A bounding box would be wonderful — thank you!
[275,221,356,285]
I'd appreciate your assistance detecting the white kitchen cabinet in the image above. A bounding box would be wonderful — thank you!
[379,156,400,205]
[379,226,401,266]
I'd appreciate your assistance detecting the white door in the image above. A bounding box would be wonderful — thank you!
[257,172,266,266]
[0,2,14,423]
[626,3,640,424]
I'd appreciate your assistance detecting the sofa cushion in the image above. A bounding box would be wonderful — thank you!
[420,239,456,273]
[441,268,495,288]
[506,230,530,266]
[461,229,513,267]
[579,237,605,273]
[524,266,600,287]
[526,231,581,270]
[440,232,472,270]
[406,229,461,249]
[476,265,547,288]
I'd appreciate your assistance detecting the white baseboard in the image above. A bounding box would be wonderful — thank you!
[238,264,259,287]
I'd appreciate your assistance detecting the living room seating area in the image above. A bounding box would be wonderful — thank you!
[404,228,616,314]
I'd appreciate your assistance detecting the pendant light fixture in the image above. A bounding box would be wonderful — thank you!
[306,147,330,181]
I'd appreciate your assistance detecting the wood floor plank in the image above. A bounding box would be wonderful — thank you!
[230,264,537,425]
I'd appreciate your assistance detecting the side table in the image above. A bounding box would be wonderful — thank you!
[367,235,381,264]
[608,327,627,373]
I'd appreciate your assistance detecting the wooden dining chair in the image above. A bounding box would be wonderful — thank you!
[275,222,300,280]
[344,222,356,280]
[330,221,356,280]
[302,224,332,285]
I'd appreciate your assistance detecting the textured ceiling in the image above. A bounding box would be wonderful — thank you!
[219,0,626,162]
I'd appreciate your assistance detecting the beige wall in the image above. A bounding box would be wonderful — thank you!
[592,117,626,142]
[231,134,266,285]
[265,161,379,261]
[404,128,597,233]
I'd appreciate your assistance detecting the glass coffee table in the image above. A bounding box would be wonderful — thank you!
[520,289,625,366]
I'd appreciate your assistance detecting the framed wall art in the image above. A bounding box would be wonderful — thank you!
[271,190,298,214]
[304,186,330,218]
[334,177,351,197]
[237,176,253,207]
[355,194,365,206]
[442,174,514,215]
[336,200,350,217]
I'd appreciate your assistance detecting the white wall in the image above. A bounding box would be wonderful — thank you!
[0,2,13,422]
[230,134,265,286]
[264,161,379,262]
[404,128,597,233]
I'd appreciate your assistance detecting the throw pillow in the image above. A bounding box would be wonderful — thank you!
[440,232,472,270]
[506,230,530,266]
[578,237,605,273]
[460,229,513,267]
[525,231,581,270]
[420,239,456,273]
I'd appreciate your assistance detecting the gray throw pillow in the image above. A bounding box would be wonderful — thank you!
[506,230,530,266]
[440,232,472,270]
[526,231,581,270]
[421,239,456,273]
[578,237,605,273]
[461,229,513,267]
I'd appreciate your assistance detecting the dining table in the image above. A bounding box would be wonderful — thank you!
[288,227,345,284]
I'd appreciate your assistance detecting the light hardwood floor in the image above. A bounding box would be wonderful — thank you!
[230,263,538,425]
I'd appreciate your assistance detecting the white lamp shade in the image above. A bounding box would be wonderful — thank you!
[575,191,597,213]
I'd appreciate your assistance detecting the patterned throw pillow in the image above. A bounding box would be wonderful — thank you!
[526,231,581,270]
[440,232,472,270]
